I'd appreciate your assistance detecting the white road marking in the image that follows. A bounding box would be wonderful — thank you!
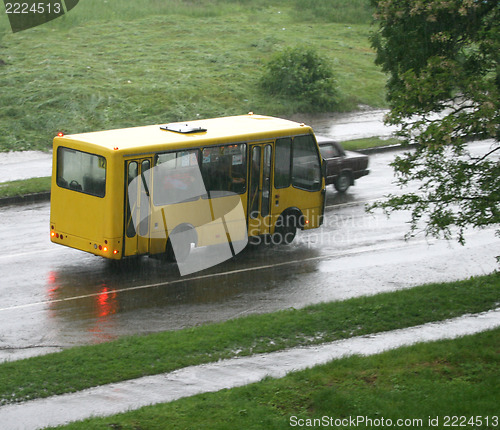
[0,239,428,313]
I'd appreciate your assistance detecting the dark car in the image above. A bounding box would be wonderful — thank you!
[317,136,370,193]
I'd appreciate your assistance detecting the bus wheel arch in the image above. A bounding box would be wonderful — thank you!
[165,223,197,262]
[273,208,303,245]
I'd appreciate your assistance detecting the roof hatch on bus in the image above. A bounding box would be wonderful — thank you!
[160,123,207,134]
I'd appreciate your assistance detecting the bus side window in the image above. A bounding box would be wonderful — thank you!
[153,150,200,205]
[275,137,292,188]
[201,144,246,196]
[228,144,246,194]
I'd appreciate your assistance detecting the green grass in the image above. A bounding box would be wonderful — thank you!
[0,0,386,152]
[341,137,400,151]
[0,0,375,34]
[56,328,500,429]
[0,177,51,198]
[0,273,498,406]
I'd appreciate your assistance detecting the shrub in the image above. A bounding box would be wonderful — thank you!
[260,47,339,112]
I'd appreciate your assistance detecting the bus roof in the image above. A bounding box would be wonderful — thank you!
[56,114,313,154]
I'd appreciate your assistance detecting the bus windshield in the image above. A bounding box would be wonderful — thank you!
[56,147,106,197]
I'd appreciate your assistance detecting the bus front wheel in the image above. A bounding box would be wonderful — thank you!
[273,214,298,245]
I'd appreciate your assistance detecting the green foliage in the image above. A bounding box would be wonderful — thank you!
[369,0,500,245]
[260,47,339,112]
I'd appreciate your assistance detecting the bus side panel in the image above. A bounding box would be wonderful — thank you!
[147,199,214,255]
[270,187,324,232]
[148,193,248,255]
[270,131,325,233]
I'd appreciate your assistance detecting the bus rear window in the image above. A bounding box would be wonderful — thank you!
[57,147,106,197]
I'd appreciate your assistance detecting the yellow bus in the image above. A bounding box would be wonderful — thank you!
[50,114,325,269]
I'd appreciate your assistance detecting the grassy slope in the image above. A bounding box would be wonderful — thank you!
[0,0,386,151]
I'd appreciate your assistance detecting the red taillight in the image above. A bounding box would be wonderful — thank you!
[103,246,108,252]
[113,250,118,255]
[50,231,56,238]
[57,132,64,137]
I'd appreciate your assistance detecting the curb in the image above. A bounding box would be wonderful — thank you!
[0,191,51,207]
[356,143,408,154]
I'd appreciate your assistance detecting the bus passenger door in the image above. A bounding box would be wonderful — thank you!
[124,158,152,256]
[247,144,273,238]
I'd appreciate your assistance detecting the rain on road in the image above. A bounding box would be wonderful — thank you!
[0,141,498,362]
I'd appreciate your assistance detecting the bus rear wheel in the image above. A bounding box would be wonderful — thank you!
[165,226,196,262]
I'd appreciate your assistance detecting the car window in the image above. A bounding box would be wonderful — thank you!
[319,143,340,158]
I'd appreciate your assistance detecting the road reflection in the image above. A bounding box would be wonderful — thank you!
[88,286,119,343]
[44,243,322,343]
[324,188,359,207]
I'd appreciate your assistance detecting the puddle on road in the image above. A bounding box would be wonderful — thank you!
[13,243,323,349]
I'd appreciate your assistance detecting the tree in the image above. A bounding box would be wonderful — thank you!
[368,0,500,246]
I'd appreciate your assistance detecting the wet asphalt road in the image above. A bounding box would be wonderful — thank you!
[0,141,498,362]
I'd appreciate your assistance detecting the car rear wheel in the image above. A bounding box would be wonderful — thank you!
[334,172,351,193]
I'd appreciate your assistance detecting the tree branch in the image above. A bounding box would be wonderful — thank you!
[471,146,500,165]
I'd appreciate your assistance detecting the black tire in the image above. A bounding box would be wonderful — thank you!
[334,172,351,193]
[273,214,297,245]
[165,226,195,262]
